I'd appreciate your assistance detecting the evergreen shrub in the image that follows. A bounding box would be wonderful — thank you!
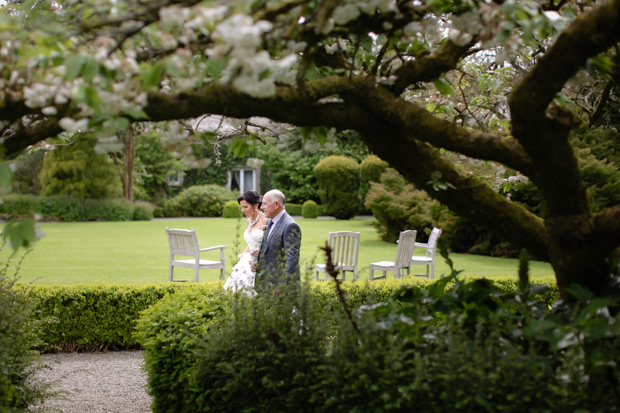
[221,200,241,218]
[0,254,47,410]
[19,283,199,352]
[360,154,389,183]
[314,155,360,219]
[164,185,236,217]
[39,134,122,199]
[0,194,151,221]
[285,203,302,215]
[134,287,230,412]
[302,200,318,218]
[136,276,560,412]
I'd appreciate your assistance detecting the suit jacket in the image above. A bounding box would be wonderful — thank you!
[255,211,301,293]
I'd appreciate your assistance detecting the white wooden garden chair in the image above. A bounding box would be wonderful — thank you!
[165,228,226,282]
[315,231,361,282]
[369,230,417,280]
[410,227,442,279]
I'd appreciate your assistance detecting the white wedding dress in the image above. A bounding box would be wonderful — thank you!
[223,225,264,294]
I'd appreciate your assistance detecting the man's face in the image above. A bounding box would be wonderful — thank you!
[261,194,279,218]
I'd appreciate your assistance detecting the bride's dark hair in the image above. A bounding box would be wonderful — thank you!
[237,190,262,208]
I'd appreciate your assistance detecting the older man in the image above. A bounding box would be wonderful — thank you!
[254,189,301,293]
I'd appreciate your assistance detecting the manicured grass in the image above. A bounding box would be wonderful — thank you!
[1,217,555,285]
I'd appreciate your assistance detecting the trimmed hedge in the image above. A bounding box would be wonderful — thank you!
[302,200,318,218]
[221,200,241,218]
[314,155,360,219]
[0,194,154,221]
[17,283,202,352]
[135,276,570,412]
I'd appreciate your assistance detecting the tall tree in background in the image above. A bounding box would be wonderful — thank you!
[1,0,619,296]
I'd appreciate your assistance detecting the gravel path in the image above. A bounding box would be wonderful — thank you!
[31,351,152,413]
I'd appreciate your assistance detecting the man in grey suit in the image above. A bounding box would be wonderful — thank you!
[253,189,301,294]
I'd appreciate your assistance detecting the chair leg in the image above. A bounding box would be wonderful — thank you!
[220,267,225,281]
[169,265,174,282]
[194,266,200,283]
[430,262,435,279]
[370,267,374,281]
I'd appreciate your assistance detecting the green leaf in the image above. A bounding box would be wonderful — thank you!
[433,78,453,96]
[64,54,84,80]
[122,107,149,120]
[2,219,36,250]
[81,57,100,81]
[228,138,250,157]
[144,64,166,90]
[206,58,228,84]
[0,161,13,189]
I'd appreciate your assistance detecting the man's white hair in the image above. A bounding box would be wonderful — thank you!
[265,189,286,206]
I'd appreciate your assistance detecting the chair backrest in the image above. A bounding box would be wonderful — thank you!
[166,228,199,257]
[427,227,443,254]
[395,230,417,268]
[328,231,360,268]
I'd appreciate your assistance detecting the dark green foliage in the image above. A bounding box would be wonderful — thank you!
[254,131,369,203]
[11,149,45,195]
[314,155,360,219]
[221,200,241,218]
[136,276,561,412]
[365,168,442,243]
[0,194,151,221]
[360,154,389,183]
[302,200,318,218]
[135,131,185,205]
[19,283,192,352]
[0,252,46,410]
[134,287,230,413]
[163,185,236,217]
[285,202,302,215]
[39,134,122,199]
[132,200,155,221]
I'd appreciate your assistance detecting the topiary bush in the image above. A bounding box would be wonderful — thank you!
[0,253,47,410]
[302,200,318,218]
[39,134,122,199]
[285,202,302,215]
[314,155,360,219]
[132,201,155,221]
[163,185,236,217]
[221,200,241,218]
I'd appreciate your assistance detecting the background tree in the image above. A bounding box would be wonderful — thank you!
[1,0,619,296]
[39,134,121,199]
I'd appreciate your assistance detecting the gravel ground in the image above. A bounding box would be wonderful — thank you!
[31,351,152,413]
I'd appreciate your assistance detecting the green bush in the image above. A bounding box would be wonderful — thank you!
[134,287,230,412]
[39,133,122,199]
[132,201,155,221]
[19,283,201,352]
[286,202,302,215]
[314,155,360,219]
[136,276,562,412]
[0,194,151,222]
[302,200,318,218]
[221,200,241,218]
[360,154,389,183]
[164,185,236,217]
[0,254,47,410]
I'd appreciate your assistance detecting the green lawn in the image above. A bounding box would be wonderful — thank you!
[1,217,555,285]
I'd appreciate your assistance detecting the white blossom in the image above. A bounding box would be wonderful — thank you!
[59,117,89,133]
[41,106,57,116]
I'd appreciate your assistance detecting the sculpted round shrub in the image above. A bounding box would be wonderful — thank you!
[222,200,241,218]
[164,185,236,217]
[302,200,318,218]
[314,155,360,219]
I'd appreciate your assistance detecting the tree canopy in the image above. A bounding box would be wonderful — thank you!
[1,0,619,296]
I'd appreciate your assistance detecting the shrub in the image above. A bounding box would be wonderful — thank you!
[164,185,236,217]
[134,287,230,412]
[221,200,241,218]
[0,194,149,222]
[39,133,122,199]
[132,201,155,221]
[314,155,360,219]
[302,200,318,218]
[0,253,47,410]
[20,283,198,352]
[365,168,441,243]
[286,202,302,216]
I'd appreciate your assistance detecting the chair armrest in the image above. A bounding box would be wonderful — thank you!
[199,245,227,252]
[414,242,430,249]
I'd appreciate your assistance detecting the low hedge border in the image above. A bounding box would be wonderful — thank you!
[0,194,154,221]
[17,276,557,353]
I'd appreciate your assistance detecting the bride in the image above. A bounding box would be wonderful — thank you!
[223,190,268,294]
